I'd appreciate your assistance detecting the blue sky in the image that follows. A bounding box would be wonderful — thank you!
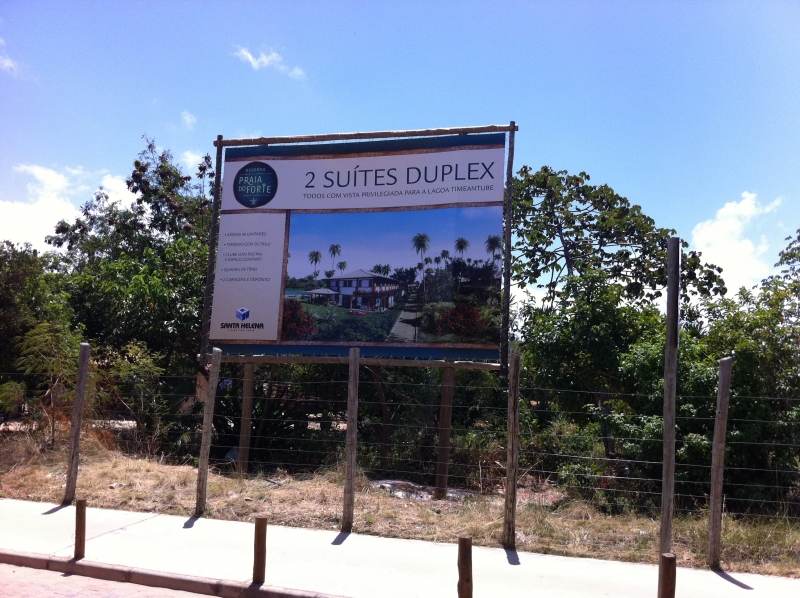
[287,207,502,279]
[1,1,798,293]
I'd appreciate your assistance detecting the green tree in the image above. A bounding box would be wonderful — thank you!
[512,166,726,308]
[337,260,347,274]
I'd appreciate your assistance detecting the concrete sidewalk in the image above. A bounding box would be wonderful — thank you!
[0,498,796,597]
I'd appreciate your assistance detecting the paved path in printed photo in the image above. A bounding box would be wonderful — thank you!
[2,498,798,598]
[387,293,420,342]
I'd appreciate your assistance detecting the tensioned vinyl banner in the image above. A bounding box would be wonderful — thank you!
[209,133,506,359]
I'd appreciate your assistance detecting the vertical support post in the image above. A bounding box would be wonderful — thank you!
[195,347,222,517]
[74,498,86,560]
[457,536,473,598]
[657,553,676,598]
[659,237,680,555]
[501,352,522,549]
[253,516,267,584]
[341,347,359,532]
[63,343,90,505]
[198,135,224,366]
[433,366,455,500]
[707,356,732,569]
[500,120,517,377]
[238,362,255,474]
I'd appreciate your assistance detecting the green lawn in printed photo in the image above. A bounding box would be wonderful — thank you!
[301,299,406,342]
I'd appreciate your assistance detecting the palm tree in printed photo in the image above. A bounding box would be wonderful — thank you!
[308,250,322,287]
[337,261,348,274]
[329,243,341,271]
[485,234,502,276]
[454,237,470,294]
[412,232,430,296]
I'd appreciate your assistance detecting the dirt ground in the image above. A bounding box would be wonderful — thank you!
[1,432,798,578]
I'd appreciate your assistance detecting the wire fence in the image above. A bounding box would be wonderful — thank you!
[1,367,799,570]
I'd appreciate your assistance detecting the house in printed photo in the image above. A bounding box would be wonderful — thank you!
[308,269,403,311]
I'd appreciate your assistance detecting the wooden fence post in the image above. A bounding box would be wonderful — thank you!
[253,516,267,584]
[195,347,222,517]
[658,552,676,598]
[659,237,680,555]
[501,352,521,549]
[457,536,473,598]
[74,498,86,560]
[707,356,732,568]
[63,343,90,505]
[433,366,455,500]
[238,362,255,474]
[341,347,359,532]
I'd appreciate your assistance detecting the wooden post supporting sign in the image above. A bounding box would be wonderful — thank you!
[196,347,222,516]
[341,347,359,532]
[500,121,516,377]
[658,552,676,598]
[707,356,732,568]
[63,343,90,505]
[501,352,521,549]
[433,366,455,500]
[238,362,255,474]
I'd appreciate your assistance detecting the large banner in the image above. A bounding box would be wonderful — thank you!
[209,134,506,359]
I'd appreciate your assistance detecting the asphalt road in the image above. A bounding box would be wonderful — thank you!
[0,564,203,598]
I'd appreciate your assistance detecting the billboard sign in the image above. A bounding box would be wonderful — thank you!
[209,133,506,359]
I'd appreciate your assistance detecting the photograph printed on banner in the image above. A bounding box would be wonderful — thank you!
[282,206,502,347]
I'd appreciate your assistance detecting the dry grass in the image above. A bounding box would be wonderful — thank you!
[1,430,798,578]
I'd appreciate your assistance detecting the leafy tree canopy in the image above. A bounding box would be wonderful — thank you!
[512,166,727,307]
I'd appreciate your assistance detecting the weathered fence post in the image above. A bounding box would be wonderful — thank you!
[457,536,473,598]
[341,347,360,532]
[433,365,455,500]
[659,237,680,556]
[707,356,732,568]
[63,343,90,505]
[658,552,676,598]
[253,516,267,584]
[74,498,86,560]
[501,352,522,549]
[238,362,255,474]
[195,347,222,517]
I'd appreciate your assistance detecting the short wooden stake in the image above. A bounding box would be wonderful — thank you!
[657,552,676,598]
[707,356,732,569]
[238,362,255,474]
[195,347,222,517]
[63,343,90,505]
[74,499,86,560]
[433,366,455,500]
[501,352,522,549]
[253,516,267,584]
[457,536,473,598]
[341,347,359,532]
[659,237,680,555]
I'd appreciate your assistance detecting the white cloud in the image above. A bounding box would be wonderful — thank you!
[1,165,81,251]
[0,37,18,75]
[181,150,203,172]
[691,191,782,292]
[234,46,306,80]
[99,174,137,205]
[181,110,197,130]
[0,166,141,252]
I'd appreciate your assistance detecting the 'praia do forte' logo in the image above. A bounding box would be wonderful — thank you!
[233,162,278,207]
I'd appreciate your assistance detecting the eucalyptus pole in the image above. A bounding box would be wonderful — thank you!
[63,343,90,505]
[198,135,224,366]
[500,121,516,377]
[195,347,222,516]
[707,356,733,568]
[659,237,680,555]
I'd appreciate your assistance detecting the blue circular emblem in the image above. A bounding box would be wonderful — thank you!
[233,162,278,208]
